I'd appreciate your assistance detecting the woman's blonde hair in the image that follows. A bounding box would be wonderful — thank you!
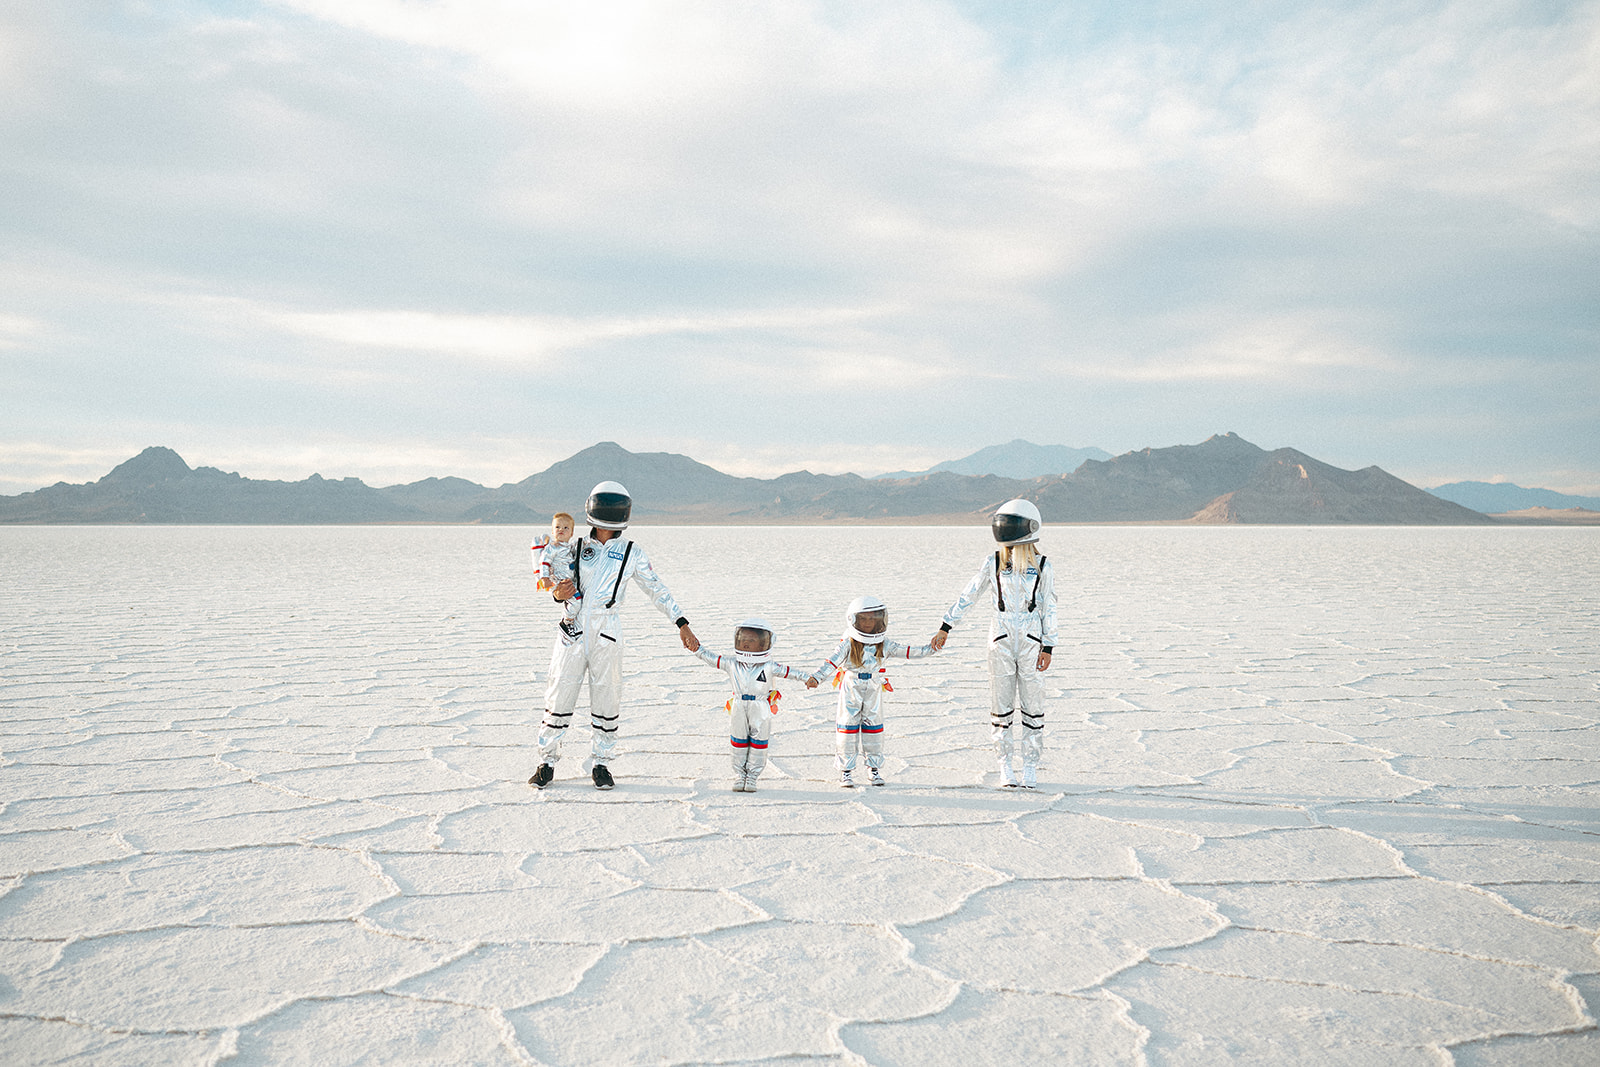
[1003,542,1039,571]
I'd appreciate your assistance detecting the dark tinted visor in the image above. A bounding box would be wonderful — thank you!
[991,512,1038,543]
[587,491,631,525]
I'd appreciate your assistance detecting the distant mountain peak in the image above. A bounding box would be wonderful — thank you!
[876,440,1113,480]
[101,446,191,486]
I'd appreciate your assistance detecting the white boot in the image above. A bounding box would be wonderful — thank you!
[840,768,855,788]
[997,760,1018,788]
[1021,763,1037,789]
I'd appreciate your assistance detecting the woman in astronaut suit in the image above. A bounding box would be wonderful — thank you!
[530,481,700,791]
[807,596,938,788]
[930,499,1057,788]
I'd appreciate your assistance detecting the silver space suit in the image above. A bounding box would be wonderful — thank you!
[531,537,580,626]
[941,551,1058,772]
[537,533,689,770]
[808,637,937,779]
[693,647,806,789]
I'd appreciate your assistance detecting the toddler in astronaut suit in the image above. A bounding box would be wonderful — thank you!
[692,618,812,792]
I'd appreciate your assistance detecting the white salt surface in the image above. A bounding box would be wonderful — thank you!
[1,524,1597,1065]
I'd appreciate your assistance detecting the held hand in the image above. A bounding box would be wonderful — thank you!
[930,630,948,651]
[804,677,819,689]
[679,625,700,653]
[552,578,576,601]
[1036,650,1052,671]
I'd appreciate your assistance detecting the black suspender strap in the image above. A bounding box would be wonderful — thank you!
[997,551,1046,613]
[569,537,582,598]
[605,541,633,608]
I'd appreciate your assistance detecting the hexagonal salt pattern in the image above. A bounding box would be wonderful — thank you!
[1,525,1596,1063]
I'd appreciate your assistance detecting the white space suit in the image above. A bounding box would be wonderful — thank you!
[808,638,936,777]
[693,648,805,788]
[941,551,1057,772]
[538,533,689,770]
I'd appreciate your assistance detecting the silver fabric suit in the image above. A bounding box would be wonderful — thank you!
[530,537,580,626]
[538,534,688,769]
[942,552,1058,769]
[808,639,937,772]
[693,649,805,782]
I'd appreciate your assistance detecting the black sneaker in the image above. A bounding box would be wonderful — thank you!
[592,764,614,790]
[529,764,555,788]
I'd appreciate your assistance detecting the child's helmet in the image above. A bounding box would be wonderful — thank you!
[845,595,888,643]
[586,481,632,530]
[733,617,775,664]
[991,499,1042,545]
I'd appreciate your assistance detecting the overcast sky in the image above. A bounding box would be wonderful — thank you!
[2,0,1596,495]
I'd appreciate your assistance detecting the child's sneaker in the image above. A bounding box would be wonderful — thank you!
[868,767,886,787]
[997,761,1018,788]
[840,769,855,788]
[592,764,614,790]
[529,764,555,789]
[1021,763,1037,789]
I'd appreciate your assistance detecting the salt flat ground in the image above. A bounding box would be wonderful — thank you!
[1,525,1596,1066]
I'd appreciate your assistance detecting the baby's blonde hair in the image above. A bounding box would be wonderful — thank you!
[551,512,574,527]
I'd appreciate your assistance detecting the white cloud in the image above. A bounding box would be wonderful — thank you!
[0,313,49,348]
[1086,312,1398,383]
[196,295,897,364]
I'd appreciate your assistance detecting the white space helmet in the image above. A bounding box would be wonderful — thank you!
[733,617,775,664]
[845,594,888,644]
[586,481,632,530]
[991,498,1042,545]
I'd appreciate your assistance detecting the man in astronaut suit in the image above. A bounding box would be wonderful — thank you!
[530,481,700,790]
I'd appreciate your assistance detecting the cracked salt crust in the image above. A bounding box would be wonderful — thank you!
[1,524,1597,1064]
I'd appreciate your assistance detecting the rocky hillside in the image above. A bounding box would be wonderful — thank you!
[1029,434,1489,524]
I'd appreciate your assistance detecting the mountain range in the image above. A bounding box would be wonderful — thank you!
[5,433,1567,525]
[872,440,1112,480]
[1425,480,1600,513]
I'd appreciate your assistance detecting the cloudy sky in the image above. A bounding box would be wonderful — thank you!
[2,0,1596,495]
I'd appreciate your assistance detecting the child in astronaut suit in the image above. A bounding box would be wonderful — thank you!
[806,596,938,788]
[692,618,813,792]
[531,512,576,593]
[531,512,582,669]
